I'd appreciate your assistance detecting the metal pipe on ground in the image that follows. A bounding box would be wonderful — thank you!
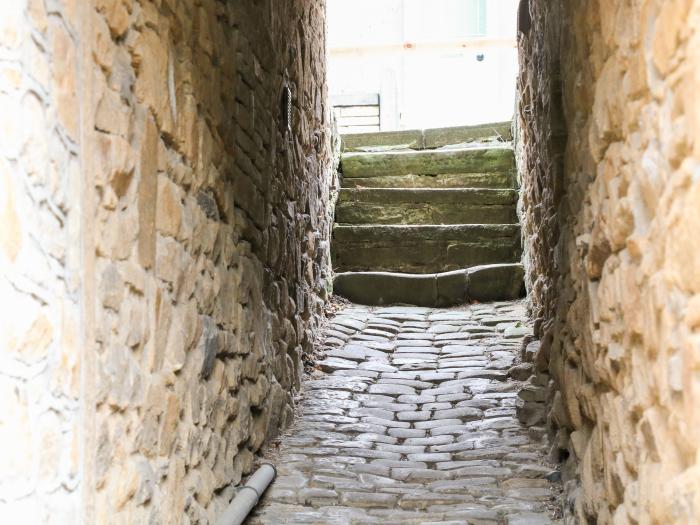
[215,463,276,525]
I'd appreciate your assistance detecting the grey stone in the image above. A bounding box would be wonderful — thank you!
[369,383,416,396]
[198,315,218,379]
[254,301,559,521]
[506,513,553,525]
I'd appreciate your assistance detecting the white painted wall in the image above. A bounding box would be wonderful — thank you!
[328,0,519,130]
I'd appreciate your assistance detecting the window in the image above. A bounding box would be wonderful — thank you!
[404,0,489,41]
[466,0,487,36]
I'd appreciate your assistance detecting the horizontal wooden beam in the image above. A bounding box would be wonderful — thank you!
[330,37,516,57]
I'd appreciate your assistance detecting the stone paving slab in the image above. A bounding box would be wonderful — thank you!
[250,301,561,525]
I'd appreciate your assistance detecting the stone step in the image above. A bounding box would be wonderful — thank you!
[341,171,514,189]
[333,264,525,306]
[332,224,521,273]
[341,122,512,152]
[341,145,514,180]
[335,188,517,225]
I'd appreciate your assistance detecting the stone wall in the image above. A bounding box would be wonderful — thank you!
[518,0,700,522]
[0,0,83,521]
[0,0,335,523]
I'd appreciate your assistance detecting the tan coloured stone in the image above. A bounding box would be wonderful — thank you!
[519,0,700,521]
[96,206,138,260]
[651,0,689,76]
[666,181,700,293]
[155,174,182,238]
[28,0,49,33]
[137,117,158,268]
[0,160,22,262]
[95,88,131,137]
[94,133,135,191]
[685,296,700,329]
[49,18,79,139]
[22,93,49,183]
[93,11,115,72]
[26,37,50,89]
[0,0,336,521]
[132,27,173,136]
[52,303,81,398]
[14,313,54,362]
[158,393,180,455]
[96,0,130,38]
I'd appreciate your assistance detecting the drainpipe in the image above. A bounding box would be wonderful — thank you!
[215,463,277,525]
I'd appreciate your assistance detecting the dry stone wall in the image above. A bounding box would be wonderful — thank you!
[1,0,335,523]
[0,1,83,521]
[518,0,700,522]
[88,0,335,522]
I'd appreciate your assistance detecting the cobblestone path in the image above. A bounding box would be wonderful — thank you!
[250,302,560,525]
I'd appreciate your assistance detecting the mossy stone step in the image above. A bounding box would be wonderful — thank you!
[341,122,512,152]
[333,264,525,306]
[332,224,521,273]
[341,146,514,179]
[335,188,517,225]
[341,171,515,189]
[423,123,512,149]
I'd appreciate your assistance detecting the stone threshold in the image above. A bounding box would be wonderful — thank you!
[333,263,525,306]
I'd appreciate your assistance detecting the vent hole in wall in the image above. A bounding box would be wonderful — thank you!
[281,85,292,133]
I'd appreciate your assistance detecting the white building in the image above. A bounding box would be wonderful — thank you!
[328,0,520,132]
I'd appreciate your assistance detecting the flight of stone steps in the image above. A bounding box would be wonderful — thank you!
[331,122,524,306]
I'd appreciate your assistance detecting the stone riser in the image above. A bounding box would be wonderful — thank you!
[336,202,517,225]
[341,172,515,189]
[333,264,525,306]
[333,225,521,273]
[342,146,515,179]
[333,243,521,273]
[335,188,517,225]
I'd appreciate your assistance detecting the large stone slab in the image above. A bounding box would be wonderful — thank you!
[467,264,526,301]
[333,264,526,306]
[342,129,424,151]
[341,122,513,152]
[335,188,517,225]
[423,122,513,149]
[341,146,515,179]
[332,224,521,273]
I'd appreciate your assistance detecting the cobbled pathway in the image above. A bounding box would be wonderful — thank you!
[250,302,560,525]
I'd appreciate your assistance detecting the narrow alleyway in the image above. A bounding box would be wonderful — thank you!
[250,301,560,524]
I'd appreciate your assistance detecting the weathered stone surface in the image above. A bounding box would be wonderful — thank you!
[333,224,521,273]
[335,188,517,225]
[342,145,515,178]
[334,264,525,307]
[251,302,561,524]
[341,122,512,152]
[0,0,337,521]
[334,271,440,307]
[0,1,86,521]
[517,0,700,522]
[423,122,513,149]
[467,264,526,302]
[342,171,514,189]
[342,129,423,151]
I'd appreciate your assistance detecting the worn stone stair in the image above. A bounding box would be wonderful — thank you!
[335,188,518,225]
[332,122,524,306]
